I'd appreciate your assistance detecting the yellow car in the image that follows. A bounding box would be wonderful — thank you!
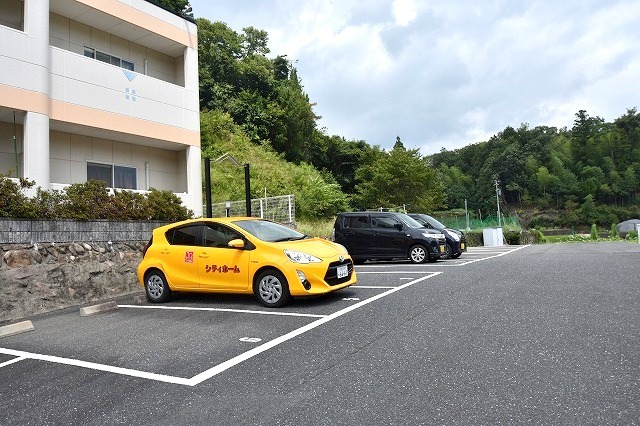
[137,217,356,307]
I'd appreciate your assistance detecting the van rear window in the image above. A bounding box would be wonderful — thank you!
[344,215,368,228]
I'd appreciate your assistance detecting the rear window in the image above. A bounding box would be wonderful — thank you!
[166,225,200,246]
[343,215,369,228]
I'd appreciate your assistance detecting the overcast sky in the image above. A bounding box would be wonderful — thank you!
[187,0,640,155]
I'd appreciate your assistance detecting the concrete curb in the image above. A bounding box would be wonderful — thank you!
[79,301,119,317]
[0,320,35,338]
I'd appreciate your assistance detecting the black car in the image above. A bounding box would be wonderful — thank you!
[407,213,467,259]
[331,211,446,264]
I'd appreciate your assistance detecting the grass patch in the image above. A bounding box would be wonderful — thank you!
[297,219,334,239]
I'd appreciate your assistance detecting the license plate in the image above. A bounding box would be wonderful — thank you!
[439,244,445,253]
[461,243,466,250]
[337,265,348,279]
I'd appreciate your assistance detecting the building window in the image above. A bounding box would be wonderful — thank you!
[87,162,137,190]
[84,47,135,72]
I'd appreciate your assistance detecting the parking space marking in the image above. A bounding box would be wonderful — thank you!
[0,347,193,386]
[118,304,327,319]
[188,272,441,386]
[455,245,529,266]
[0,272,441,387]
[355,245,530,268]
[0,356,26,368]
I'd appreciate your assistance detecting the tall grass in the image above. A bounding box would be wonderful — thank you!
[297,219,334,239]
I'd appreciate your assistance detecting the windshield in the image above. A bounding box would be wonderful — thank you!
[423,214,446,229]
[233,219,306,242]
[395,213,428,230]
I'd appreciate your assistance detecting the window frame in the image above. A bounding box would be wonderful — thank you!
[83,46,135,72]
[86,161,137,190]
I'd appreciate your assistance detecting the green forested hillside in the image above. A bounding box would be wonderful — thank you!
[155,0,640,226]
[431,109,640,227]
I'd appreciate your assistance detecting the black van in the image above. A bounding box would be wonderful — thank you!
[407,213,467,259]
[331,211,445,264]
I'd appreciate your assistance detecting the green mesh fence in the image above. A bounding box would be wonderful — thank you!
[437,215,521,231]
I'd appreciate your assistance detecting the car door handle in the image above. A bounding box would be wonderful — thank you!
[199,253,209,258]
[160,249,170,255]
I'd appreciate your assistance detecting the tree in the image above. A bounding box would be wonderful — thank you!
[353,145,445,212]
[154,0,193,17]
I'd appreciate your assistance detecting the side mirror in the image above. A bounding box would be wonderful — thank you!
[394,223,403,231]
[228,239,245,249]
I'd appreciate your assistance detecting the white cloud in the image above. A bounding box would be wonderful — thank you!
[189,0,640,155]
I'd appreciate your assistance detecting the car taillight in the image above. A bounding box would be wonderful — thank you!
[142,237,153,258]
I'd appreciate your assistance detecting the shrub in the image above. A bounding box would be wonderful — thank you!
[145,188,192,221]
[0,175,39,218]
[503,229,522,245]
[590,224,598,241]
[610,223,619,239]
[0,175,192,221]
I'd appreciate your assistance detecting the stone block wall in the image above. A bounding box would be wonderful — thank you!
[1,241,146,324]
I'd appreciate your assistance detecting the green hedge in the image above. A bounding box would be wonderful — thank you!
[1,175,192,222]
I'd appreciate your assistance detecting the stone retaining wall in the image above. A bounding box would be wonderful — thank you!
[1,241,146,324]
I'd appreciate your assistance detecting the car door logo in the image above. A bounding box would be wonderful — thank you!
[185,251,194,263]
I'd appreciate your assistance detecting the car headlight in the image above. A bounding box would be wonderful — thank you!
[284,249,322,264]
[447,230,460,241]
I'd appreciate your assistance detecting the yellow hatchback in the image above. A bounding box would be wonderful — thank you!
[137,217,357,307]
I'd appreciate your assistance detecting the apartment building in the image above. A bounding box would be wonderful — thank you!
[0,0,202,216]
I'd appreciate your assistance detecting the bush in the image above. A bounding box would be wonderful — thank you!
[503,229,522,245]
[530,228,546,243]
[590,224,598,241]
[145,188,192,221]
[610,223,619,239]
[465,231,483,247]
[0,175,192,221]
[0,174,37,218]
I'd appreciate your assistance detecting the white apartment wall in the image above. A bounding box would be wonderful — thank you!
[49,131,186,193]
[1,0,201,216]
[50,47,199,133]
[49,13,179,85]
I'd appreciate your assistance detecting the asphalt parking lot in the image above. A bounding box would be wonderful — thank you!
[1,243,639,425]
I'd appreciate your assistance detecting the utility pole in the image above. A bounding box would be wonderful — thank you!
[494,179,502,227]
[465,199,470,230]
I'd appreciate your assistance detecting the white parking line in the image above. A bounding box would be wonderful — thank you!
[455,245,530,266]
[118,304,327,319]
[0,347,193,386]
[187,271,442,386]
[0,272,442,387]
[356,245,529,268]
[0,356,26,368]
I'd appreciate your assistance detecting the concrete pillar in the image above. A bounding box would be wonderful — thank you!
[23,112,50,190]
[186,145,203,217]
[23,0,51,191]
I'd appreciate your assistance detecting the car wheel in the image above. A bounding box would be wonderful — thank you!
[255,269,291,308]
[409,245,428,264]
[441,243,453,260]
[451,252,461,259]
[144,270,172,303]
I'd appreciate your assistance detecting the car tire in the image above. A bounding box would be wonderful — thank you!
[144,270,172,303]
[408,245,428,264]
[451,252,461,259]
[255,269,291,308]
[441,243,453,260]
